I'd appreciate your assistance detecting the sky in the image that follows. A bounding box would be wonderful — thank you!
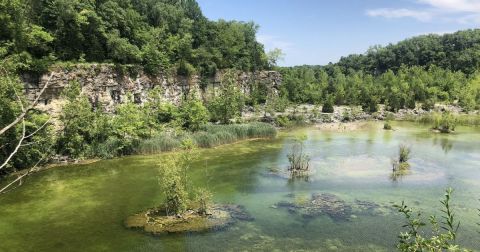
[196,0,480,66]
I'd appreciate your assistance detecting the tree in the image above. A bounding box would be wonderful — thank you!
[322,95,334,113]
[57,81,96,158]
[178,92,209,131]
[158,153,188,215]
[267,48,285,68]
[208,70,244,123]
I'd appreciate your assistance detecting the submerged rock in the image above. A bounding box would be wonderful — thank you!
[125,204,253,235]
[275,193,392,221]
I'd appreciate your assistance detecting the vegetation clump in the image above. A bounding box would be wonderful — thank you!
[432,112,458,133]
[383,121,392,130]
[392,144,411,178]
[287,135,310,175]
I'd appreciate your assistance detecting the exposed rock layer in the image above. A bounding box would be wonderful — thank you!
[22,64,282,114]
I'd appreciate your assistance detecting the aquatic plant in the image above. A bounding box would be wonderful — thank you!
[136,123,276,153]
[398,144,411,164]
[287,135,310,173]
[383,121,392,130]
[136,133,181,154]
[392,145,411,176]
[193,122,276,148]
[394,188,468,251]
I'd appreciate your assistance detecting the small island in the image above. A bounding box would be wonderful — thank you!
[125,141,252,235]
[125,204,252,235]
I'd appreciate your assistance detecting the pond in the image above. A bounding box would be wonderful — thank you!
[1,121,479,251]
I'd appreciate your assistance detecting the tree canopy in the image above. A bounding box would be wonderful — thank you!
[0,0,268,75]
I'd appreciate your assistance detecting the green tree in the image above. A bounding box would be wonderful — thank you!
[158,153,188,215]
[58,81,96,158]
[208,70,244,123]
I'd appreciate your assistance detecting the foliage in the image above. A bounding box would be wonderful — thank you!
[287,135,310,173]
[394,188,468,251]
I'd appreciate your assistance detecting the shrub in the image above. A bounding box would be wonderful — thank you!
[275,115,291,127]
[394,188,467,251]
[322,97,334,113]
[421,98,436,111]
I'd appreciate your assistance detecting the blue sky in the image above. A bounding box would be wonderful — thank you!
[197,0,480,66]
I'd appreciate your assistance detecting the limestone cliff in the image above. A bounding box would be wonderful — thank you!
[22,64,281,115]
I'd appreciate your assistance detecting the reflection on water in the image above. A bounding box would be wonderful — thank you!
[0,121,479,251]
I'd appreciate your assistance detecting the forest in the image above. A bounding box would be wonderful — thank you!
[0,0,269,75]
[279,29,480,113]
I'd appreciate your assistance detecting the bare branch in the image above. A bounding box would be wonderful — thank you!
[0,119,26,170]
[25,116,52,139]
[0,153,47,194]
[0,70,54,136]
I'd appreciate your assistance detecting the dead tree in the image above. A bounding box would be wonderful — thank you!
[0,68,53,192]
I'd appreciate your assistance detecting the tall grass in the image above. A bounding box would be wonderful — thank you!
[404,112,480,126]
[135,122,276,154]
[135,133,182,155]
[193,122,277,148]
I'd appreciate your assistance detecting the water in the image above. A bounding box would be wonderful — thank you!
[1,121,479,251]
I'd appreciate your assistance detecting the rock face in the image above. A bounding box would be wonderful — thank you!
[22,64,282,114]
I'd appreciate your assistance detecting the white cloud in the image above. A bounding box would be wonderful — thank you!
[257,34,293,53]
[418,0,480,13]
[366,8,433,22]
[367,0,480,24]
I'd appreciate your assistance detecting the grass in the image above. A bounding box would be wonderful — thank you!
[135,122,277,154]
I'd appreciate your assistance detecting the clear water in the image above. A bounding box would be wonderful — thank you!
[1,121,479,251]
